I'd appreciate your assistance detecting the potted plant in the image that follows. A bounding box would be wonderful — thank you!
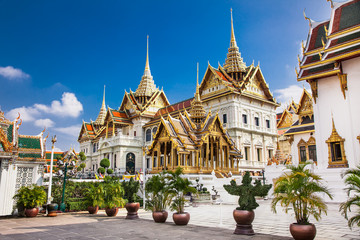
[272,162,333,240]
[167,167,196,225]
[122,177,140,219]
[340,165,360,229]
[223,171,272,235]
[13,185,47,218]
[145,171,171,223]
[84,184,104,214]
[103,182,126,217]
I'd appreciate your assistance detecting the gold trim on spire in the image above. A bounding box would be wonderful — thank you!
[223,9,246,75]
[95,85,107,125]
[135,35,158,99]
[230,8,237,48]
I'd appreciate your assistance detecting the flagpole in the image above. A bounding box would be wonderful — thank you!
[142,147,146,209]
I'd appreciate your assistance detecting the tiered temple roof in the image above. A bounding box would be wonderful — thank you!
[0,111,46,163]
[297,0,360,101]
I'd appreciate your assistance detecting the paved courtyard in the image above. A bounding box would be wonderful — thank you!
[0,200,359,240]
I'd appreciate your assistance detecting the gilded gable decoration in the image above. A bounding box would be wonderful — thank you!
[337,72,347,99]
[326,117,348,168]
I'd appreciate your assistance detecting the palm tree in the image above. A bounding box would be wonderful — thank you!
[166,167,196,214]
[145,171,171,212]
[340,166,360,229]
[272,162,333,224]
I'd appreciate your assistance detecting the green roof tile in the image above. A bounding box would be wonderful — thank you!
[18,137,41,149]
[7,124,13,143]
[18,153,42,159]
[339,1,360,31]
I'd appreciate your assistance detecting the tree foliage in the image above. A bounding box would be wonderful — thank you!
[272,162,333,224]
[166,167,196,213]
[340,166,360,229]
[224,171,271,211]
[122,177,140,203]
[79,152,86,161]
[100,158,110,168]
[13,185,47,209]
[145,171,171,212]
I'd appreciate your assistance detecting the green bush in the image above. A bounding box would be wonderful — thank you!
[79,152,86,161]
[98,167,105,174]
[100,158,110,168]
[67,198,88,211]
[80,163,86,169]
[107,168,114,174]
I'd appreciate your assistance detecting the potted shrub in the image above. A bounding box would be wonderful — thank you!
[122,177,140,219]
[103,182,126,217]
[167,167,196,225]
[145,171,171,223]
[223,171,272,235]
[340,165,360,229]
[272,162,333,240]
[13,185,47,218]
[84,185,104,214]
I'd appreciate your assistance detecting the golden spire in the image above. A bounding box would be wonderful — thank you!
[195,63,201,101]
[223,8,246,75]
[190,63,206,125]
[144,35,151,75]
[95,85,107,125]
[135,35,158,99]
[230,8,237,48]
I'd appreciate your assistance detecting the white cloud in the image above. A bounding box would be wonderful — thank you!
[34,92,83,118]
[6,92,83,123]
[34,118,55,128]
[55,125,81,137]
[6,106,40,122]
[274,85,310,112]
[0,66,30,80]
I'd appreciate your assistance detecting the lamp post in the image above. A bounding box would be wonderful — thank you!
[59,162,68,212]
[47,136,56,205]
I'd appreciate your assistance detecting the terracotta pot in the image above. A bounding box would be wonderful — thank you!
[125,202,140,219]
[152,211,168,223]
[233,209,255,235]
[88,206,99,214]
[47,203,58,217]
[25,208,39,218]
[173,212,190,225]
[290,223,316,240]
[105,207,118,217]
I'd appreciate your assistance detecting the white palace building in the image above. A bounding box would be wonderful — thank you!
[78,11,279,181]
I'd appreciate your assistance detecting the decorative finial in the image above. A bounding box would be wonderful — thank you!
[295,67,299,77]
[297,55,301,65]
[321,37,326,48]
[230,8,237,48]
[301,40,305,53]
[327,0,334,8]
[324,25,329,37]
[102,85,106,107]
[303,9,312,28]
[145,35,150,71]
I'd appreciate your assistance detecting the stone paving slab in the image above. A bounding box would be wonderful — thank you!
[0,200,359,240]
[0,213,290,240]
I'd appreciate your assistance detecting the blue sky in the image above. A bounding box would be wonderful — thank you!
[0,0,333,151]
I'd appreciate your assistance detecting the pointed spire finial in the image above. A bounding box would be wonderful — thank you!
[230,8,237,48]
[102,85,106,108]
[145,35,150,72]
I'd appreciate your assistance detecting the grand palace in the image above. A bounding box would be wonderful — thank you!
[78,10,279,177]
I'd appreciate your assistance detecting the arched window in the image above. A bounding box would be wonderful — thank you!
[152,127,157,134]
[146,129,151,142]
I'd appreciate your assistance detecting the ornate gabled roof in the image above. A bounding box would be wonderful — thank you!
[199,63,278,105]
[94,86,107,125]
[147,111,241,156]
[296,89,313,119]
[17,134,44,160]
[135,36,158,99]
[223,9,246,74]
[106,108,133,125]
[298,0,360,93]
[277,109,293,130]
[78,122,96,141]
